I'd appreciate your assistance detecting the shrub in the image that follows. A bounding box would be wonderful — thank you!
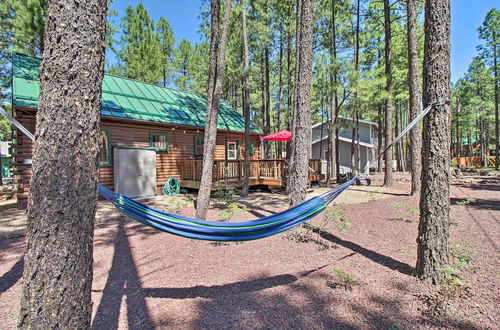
[327,269,358,290]
[323,203,351,232]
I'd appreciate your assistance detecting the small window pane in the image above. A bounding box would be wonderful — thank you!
[195,136,204,156]
[150,133,168,151]
[153,135,166,150]
[99,129,110,165]
[227,142,237,160]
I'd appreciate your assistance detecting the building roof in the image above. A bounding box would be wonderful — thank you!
[311,115,378,128]
[12,52,260,133]
[311,134,375,148]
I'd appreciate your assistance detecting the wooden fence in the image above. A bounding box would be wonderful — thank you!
[179,158,322,183]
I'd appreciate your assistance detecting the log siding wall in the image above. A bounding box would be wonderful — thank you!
[13,108,261,208]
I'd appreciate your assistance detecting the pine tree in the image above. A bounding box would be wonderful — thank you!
[478,8,499,170]
[18,0,107,327]
[120,4,163,84]
[173,38,194,90]
[416,0,451,283]
[157,17,175,87]
[383,0,394,186]
[242,0,251,196]
[407,0,422,195]
[11,0,47,56]
[196,0,233,220]
[288,0,314,206]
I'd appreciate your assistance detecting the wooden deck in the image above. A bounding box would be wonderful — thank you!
[179,159,323,189]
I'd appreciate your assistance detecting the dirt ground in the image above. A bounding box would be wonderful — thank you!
[0,172,498,329]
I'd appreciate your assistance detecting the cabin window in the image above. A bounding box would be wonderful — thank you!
[150,132,168,152]
[194,136,204,156]
[249,141,255,155]
[99,128,112,166]
[227,141,238,160]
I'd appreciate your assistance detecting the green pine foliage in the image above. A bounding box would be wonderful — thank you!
[0,0,496,155]
[118,4,165,84]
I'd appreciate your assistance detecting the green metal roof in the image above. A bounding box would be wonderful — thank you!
[12,52,260,133]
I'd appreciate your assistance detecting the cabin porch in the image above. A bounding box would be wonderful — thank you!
[179,159,323,189]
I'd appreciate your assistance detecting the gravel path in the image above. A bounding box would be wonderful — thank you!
[0,173,498,329]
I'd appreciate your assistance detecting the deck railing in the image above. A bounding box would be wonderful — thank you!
[179,158,322,182]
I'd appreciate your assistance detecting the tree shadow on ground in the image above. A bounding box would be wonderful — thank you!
[92,217,155,330]
[159,274,477,329]
[303,224,414,275]
[347,187,411,197]
[90,218,481,329]
[143,264,330,301]
[0,256,24,293]
[236,200,279,217]
[454,182,500,192]
[450,197,500,212]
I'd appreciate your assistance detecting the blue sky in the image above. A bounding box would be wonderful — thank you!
[109,0,497,82]
[451,0,497,82]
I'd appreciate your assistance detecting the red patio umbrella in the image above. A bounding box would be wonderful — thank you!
[261,130,292,141]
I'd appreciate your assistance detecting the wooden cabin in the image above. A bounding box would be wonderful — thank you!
[11,53,322,209]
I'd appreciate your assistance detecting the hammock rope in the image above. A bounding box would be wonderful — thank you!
[97,177,357,241]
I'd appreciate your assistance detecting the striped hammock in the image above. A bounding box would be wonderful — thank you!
[98,177,357,241]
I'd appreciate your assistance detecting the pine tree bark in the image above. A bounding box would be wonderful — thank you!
[260,52,267,155]
[241,0,251,197]
[18,0,107,328]
[416,0,451,283]
[288,0,314,206]
[383,0,394,186]
[326,0,339,186]
[276,28,284,158]
[264,46,271,158]
[494,33,498,171]
[377,104,383,172]
[196,0,232,219]
[354,0,361,175]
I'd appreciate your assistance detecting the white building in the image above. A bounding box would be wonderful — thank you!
[311,116,378,175]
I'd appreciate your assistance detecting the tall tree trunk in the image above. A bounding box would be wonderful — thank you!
[241,0,251,197]
[286,0,293,160]
[264,46,271,158]
[196,0,232,220]
[326,0,339,187]
[351,118,356,174]
[467,133,473,167]
[261,51,266,147]
[416,0,451,283]
[354,0,361,175]
[276,27,284,158]
[383,0,394,186]
[494,34,498,170]
[378,103,383,172]
[395,103,401,171]
[456,102,461,161]
[18,0,106,328]
[286,22,293,160]
[356,115,361,172]
[335,125,341,180]
[288,0,314,206]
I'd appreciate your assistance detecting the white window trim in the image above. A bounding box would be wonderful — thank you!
[227,141,237,160]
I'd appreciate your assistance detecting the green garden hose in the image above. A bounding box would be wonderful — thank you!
[162,177,180,195]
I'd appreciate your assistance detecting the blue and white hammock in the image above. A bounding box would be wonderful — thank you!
[98,177,357,241]
[0,107,356,241]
